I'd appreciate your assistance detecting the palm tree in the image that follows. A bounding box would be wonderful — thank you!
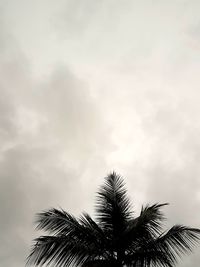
[27,172,200,267]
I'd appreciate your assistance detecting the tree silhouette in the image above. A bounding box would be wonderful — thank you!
[27,172,200,267]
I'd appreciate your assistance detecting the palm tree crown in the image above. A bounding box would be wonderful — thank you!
[27,172,200,267]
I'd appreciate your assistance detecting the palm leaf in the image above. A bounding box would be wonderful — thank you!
[29,209,111,266]
[27,235,96,267]
[35,208,80,235]
[135,203,168,236]
[122,203,168,250]
[79,212,111,258]
[125,225,200,267]
[152,225,200,261]
[124,249,174,267]
[95,172,132,237]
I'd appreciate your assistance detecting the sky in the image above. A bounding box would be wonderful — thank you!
[0,0,200,266]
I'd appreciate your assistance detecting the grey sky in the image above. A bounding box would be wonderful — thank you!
[0,1,200,266]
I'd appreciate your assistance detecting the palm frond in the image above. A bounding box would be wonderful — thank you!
[125,225,200,267]
[79,212,111,258]
[153,225,200,261]
[35,208,80,235]
[122,203,168,250]
[124,249,174,267]
[28,209,111,266]
[138,203,168,235]
[95,172,132,238]
[27,235,97,267]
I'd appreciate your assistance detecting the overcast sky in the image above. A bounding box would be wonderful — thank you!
[1,1,200,266]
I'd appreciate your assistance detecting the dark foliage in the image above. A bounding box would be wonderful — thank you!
[27,172,200,267]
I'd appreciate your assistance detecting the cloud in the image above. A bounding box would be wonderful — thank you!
[1,1,200,267]
[0,29,113,267]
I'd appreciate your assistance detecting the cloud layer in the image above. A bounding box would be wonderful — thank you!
[1,1,200,266]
